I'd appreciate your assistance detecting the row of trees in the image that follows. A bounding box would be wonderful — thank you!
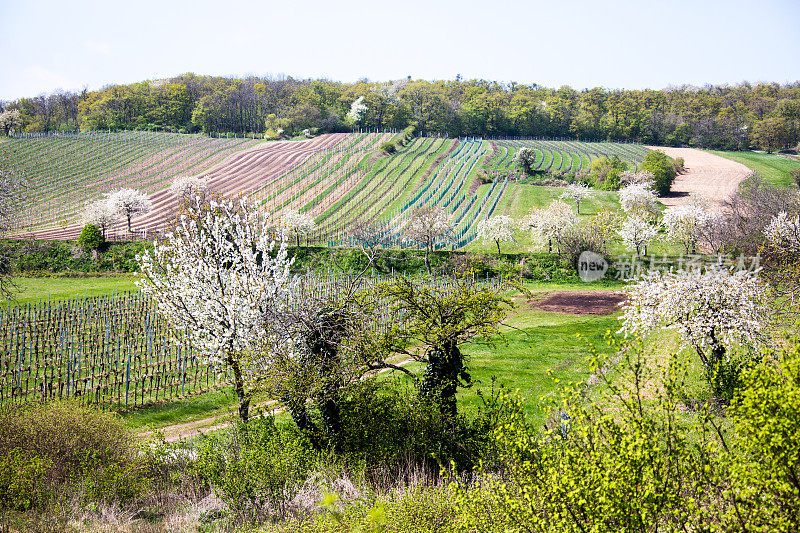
[2,75,799,150]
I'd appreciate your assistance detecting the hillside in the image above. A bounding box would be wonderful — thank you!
[2,131,658,248]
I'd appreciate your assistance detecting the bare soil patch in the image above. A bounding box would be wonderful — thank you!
[647,147,752,211]
[531,290,626,315]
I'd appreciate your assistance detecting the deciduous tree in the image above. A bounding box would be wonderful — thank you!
[137,198,297,422]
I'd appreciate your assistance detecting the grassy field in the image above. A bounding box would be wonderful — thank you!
[708,150,800,187]
[7,275,139,305]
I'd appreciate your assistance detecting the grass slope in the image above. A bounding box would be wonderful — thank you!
[708,150,800,187]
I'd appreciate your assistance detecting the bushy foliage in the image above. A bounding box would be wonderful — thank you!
[380,141,396,154]
[513,147,536,174]
[0,401,144,510]
[590,155,626,190]
[192,415,314,523]
[640,149,677,195]
[77,223,104,253]
[455,336,800,532]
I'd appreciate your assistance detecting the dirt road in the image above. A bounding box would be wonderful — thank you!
[648,147,752,211]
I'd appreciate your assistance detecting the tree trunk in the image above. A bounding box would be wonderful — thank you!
[496,239,501,255]
[126,212,132,234]
[425,245,432,275]
[228,356,251,423]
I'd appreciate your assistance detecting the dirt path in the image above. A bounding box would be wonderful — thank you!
[140,357,416,442]
[647,147,752,211]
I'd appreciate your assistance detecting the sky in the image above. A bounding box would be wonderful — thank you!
[1,0,799,100]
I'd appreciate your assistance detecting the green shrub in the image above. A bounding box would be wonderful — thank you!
[589,156,627,190]
[77,224,104,253]
[192,415,314,522]
[380,141,396,154]
[640,150,677,195]
[725,340,800,530]
[0,400,144,509]
[335,380,499,473]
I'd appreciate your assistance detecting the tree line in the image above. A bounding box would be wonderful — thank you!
[2,74,799,151]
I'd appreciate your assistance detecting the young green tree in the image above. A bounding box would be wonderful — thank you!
[376,276,513,417]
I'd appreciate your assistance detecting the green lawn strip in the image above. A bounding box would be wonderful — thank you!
[708,150,800,188]
[8,275,139,305]
[118,387,243,432]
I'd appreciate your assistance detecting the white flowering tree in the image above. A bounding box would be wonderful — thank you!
[107,188,152,234]
[620,170,655,188]
[560,183,593,215]
[764,211,800,251]
[662,200,710,253]
[619,183,659,218]
[762,211,800,311]
[82,198,117,240]
[280,209,316,247]
[403,206,454,275]
[618,215,659,255]
[514,147,537,174]
[345,96,368,128]
[169,176,208,204]
[521,200,578,254]
[477,215,516,254]
[137,198,297,422]
[620,267,770,397]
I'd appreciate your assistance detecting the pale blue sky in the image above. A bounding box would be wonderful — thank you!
[1,0,798,100]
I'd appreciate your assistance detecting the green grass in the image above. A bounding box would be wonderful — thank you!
[708,150,800,188]
[8,275,139,306]
[457,285,622,424]
[117,388,241,431]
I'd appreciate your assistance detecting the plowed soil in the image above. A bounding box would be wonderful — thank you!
[531,291,626,315]
[22,133,347,240]
[647,147,752,211]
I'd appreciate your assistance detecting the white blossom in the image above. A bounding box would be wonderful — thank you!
[618,215,658,255]
[662,200,710,253]
[106,188,152,233]
[559,182,593,214]
[764,211,800,252]
[82,197,117,238]
[169,176,208,201]
[620,267,770,363]
[137,197,297,369]
[619,183,659,218]
[477,215,516,253]
[280,209,316,245]
[521,200,578,253]
[346,96,368,126]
